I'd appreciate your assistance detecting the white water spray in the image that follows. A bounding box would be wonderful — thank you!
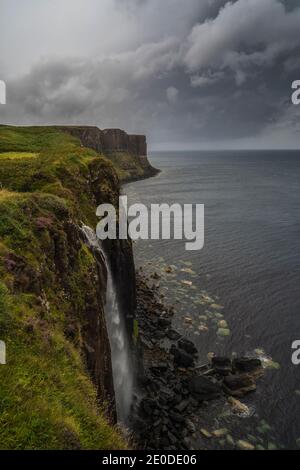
[81,225,133,423]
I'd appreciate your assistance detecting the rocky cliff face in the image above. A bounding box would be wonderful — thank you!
[58,126,146,156]
[58,126,159,182]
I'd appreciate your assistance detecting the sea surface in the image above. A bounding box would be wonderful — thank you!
[125,150,300,450]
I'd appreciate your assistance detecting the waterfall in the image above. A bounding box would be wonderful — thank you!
[81,225,133,423]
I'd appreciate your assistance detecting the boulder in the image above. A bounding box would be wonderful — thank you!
[169,411,185,424]
[223,373,256,397]
[237,440,255,451]
[178,338,198,355]
[173,348,195,368]
[211,356,232,375]
[188,376,221,401]
[227,396,250,416]
[233,357,262,374]
[157,317,172,328]
[166,329,181,341]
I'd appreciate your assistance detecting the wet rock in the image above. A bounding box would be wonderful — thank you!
[185,418,196,434]
[154,330,166,340]
[233,357,262,374]
[217,327,231,337]
[218,320,228,329]
[257,419,272,434]
[171,346,195,368]
[165,266,173,274]
[256,444,265,450]
[212,428,228,438]
[178,338,198,355]
[151,272,160,280]
[237,440,255,450]
[226,434,235,446]
[168,431,178,445]
[140,336,154,349]
[223,373,256,397]
[198,324,209,332]
[175,399,189,413]
[188,376,221,401]
[157,317,172,328]
[228,396,250,416]
[200,428,212,439]
[211,356,232,375]
[150,362,168,373]
[184,316,193,324]
[169,411,185,424]
[166,329,181,341]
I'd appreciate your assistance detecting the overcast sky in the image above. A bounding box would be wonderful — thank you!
[1,0,300,149]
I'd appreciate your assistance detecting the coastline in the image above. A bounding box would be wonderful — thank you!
[130,269,264,450]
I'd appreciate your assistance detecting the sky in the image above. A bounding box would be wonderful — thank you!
[0,0,300,149]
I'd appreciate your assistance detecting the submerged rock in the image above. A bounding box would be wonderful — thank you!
[237,440,255,450]
[227,396,250,416]
[200,428,212,439]
[212,428,228,438]
[217,327,231,337]
[223,374,256,397]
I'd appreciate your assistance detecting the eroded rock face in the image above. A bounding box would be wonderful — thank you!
[58,126,147,157]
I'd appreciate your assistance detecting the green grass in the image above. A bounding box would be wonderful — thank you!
[0,125,127,450]
[0,152,39,160]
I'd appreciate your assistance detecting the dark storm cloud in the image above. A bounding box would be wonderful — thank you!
[1,0,300,148]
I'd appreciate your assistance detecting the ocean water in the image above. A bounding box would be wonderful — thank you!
[125,150,300,449]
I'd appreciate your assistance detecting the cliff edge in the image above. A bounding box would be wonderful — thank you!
[58,126,160,182]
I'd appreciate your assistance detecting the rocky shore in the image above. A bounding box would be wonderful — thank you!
[131,271,264,451]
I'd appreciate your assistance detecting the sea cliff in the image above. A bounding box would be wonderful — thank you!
[0,124,141,449]
[58,126,159,182]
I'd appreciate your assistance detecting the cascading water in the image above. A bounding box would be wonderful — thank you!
[81,225,133,424]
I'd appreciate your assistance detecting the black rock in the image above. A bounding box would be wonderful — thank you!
[173,348,195,368]
[185,418,196,434]
[174,399,189,413]
[178,338,198,355]
[167,431,178,445]
[150,362,168,373]
[154,330,166,340]
[169,411,185,424]
[223,373,256,397]
[211,356,232,375]
[188,376,221,401]
[157,317,172,328]
[233,357,262,373]
[141,398,158,415]
[166,329,181,341]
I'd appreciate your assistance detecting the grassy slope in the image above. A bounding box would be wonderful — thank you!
[107,152,154,182]
[0,125,127,449]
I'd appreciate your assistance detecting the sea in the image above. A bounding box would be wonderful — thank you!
[125,150,300,450]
